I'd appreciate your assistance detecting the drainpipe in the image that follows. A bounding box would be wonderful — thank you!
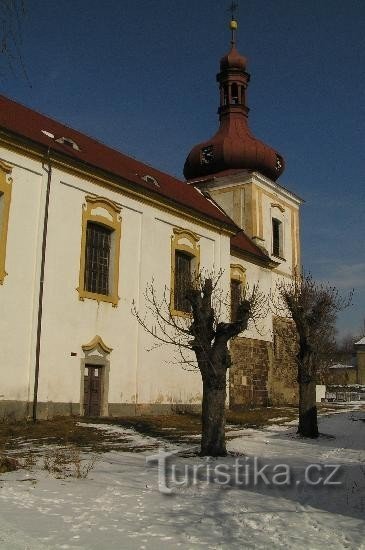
[32,148,52,422]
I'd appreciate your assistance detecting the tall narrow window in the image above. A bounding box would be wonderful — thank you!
[272,218,282,257]
[78,196,121,306]
[231,83,239,104]
[174,251,192,313]
[230,264,246,322]
[0,161,12,285]
[84,222,112,295]
[170,228,200,316]
[231,279,242,322]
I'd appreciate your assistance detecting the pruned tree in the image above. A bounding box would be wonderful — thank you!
[0,0,28,81]
[272,272,352,438]
[133,271,266,457]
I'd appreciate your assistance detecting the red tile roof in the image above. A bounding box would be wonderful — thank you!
[0,94,271,264]
[231,230,272,261]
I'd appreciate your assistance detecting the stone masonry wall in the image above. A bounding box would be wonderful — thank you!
[230,337,271,408]
[229,317,299,409]
[268,317,298,406]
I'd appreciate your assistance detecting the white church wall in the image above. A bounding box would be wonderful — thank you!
[31,166,232,413]
[0,147,44,411]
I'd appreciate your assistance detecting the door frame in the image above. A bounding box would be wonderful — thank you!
[80,352,110,417]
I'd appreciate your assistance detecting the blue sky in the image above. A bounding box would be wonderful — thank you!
[2,0,364,338]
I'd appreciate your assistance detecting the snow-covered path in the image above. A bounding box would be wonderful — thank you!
[0,410,364,549]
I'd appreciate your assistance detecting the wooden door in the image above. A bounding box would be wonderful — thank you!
[84,365,102,416]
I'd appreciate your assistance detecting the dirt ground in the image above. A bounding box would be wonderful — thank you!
[1,402,361,454]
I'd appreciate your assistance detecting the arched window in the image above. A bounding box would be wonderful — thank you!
[78,196,122,306]
[230,264,246,322]
[231,83,239,104]
[170,228,200,316]
[223,85,229,105]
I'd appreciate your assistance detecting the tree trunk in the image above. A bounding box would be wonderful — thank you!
[200,378,227,457]
[298,378,318,438]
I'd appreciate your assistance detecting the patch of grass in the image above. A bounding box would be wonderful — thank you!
[43,446,97,479]
[0,455,20,473]
[227,406,298,428]
[0,417,112,452]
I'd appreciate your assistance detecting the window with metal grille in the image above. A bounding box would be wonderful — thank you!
[84,222,112,295]
[174,251,192,312]
[272,218,282,257]
[231,279,242,322]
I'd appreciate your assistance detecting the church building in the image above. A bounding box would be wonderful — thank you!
[0,17,302,419]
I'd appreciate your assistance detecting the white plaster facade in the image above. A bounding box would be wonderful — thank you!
[0,103,302,419]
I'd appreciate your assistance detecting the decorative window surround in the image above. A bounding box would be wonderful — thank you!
[230,264,246,321]
[0,160,13,285]
[77,195,121,306]
[170,228,200,317]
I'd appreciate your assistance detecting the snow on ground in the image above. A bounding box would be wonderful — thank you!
[0,410,364,549]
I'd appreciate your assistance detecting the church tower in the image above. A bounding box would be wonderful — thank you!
[184,13,302,276]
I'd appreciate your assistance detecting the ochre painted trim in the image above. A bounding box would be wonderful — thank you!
[0,160,13,285]
[170,227,200,317]
[259,188,299,273]
[271,202,285,213]
[230,263,246,284]
[82,335,113,354]
[77,195,122,306]
[0,136,237,237]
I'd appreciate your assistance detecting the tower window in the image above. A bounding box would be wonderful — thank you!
[231,83,239,104]
[223,85,228,105]
[174,251,192,313]
[272,218,283,258]
[84,222,112,296]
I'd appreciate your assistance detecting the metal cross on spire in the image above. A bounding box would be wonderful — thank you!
[227,1,239,45]
[228,1,239,20]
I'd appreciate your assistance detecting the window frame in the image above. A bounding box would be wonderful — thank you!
[78,196,121,306]
[272,217,284,259]
[84,221,112,296]
[0,160,13,285]
[170,228,200,317]
[230,264,246,322]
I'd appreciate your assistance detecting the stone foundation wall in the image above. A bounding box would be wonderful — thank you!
[229,317,299,409]
[268,317,298,406]
[229,337,271,407]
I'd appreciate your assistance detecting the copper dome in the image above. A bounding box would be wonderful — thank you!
[184,40,285,182]
[220,45,247,71]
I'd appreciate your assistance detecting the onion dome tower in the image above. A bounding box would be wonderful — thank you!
[184,15,285,182]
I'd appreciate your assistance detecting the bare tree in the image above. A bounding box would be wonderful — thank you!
[133,271,266,457]
[273,273,352,438]
[0,0,28,81]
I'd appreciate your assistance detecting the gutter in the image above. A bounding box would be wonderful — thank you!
[32,149,52,421]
